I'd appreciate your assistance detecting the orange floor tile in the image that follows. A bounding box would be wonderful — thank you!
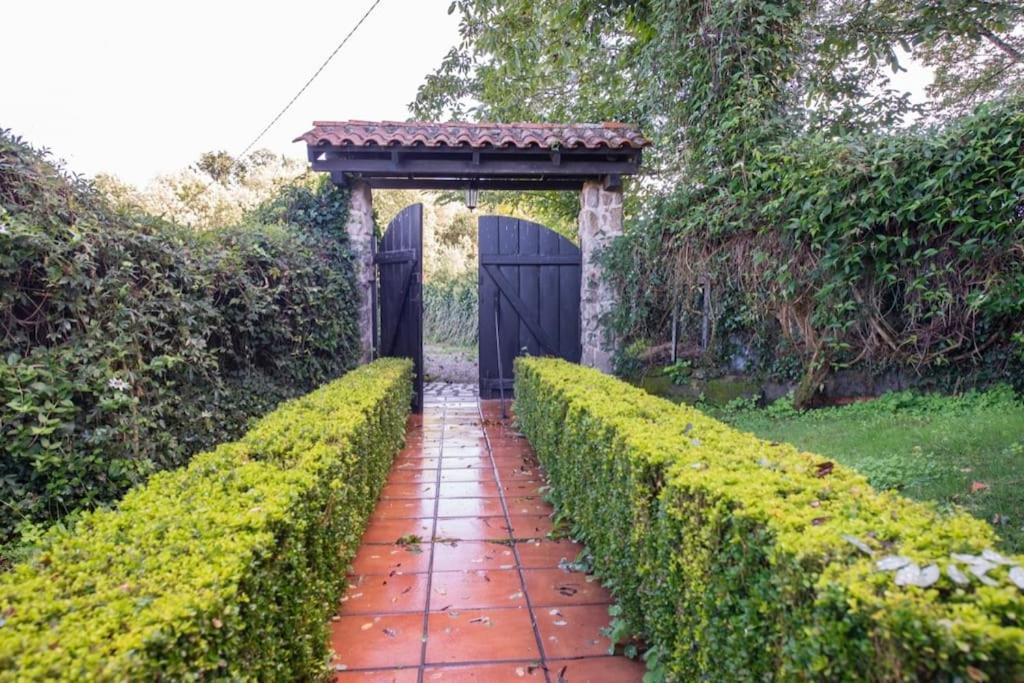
[329,383,643,683]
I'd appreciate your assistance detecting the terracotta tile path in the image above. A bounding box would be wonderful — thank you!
[330,383,644,683]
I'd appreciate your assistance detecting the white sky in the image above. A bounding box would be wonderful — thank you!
[1,3,935,188]
[1,0,461,186]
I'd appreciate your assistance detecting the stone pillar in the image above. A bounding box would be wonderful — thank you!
[578,180,623,373]
[344,180,375,364]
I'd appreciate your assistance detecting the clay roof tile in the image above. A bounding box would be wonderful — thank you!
[294,120,650,150]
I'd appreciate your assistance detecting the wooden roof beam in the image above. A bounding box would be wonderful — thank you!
[311,157,638,177]
[362,177,588,191]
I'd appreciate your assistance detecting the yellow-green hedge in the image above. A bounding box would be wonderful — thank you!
[514,358,1024,681]
[0,359,412,681]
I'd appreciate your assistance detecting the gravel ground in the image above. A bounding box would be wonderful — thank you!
[423,343,478,384]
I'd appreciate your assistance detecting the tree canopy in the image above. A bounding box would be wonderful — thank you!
[413,0,1024,405]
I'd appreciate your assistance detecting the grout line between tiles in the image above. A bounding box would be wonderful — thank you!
[416,398,445,683]
[479,400,554,683]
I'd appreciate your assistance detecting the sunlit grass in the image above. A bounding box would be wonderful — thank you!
[718,387,1024,553]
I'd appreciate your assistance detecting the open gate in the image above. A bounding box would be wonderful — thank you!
[375,203,424,411]
[478,215,581,399]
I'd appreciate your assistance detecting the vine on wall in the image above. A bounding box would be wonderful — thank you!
[608,98,1024,401]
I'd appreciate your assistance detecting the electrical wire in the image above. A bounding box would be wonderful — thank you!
[235,0,384,160]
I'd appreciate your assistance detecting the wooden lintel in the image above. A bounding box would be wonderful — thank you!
[364,177,586,191]
[304,144,641,168]
[311,156,638,177]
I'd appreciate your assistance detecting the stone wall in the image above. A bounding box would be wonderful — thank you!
[578,180,623,373]
[344,180,375,363]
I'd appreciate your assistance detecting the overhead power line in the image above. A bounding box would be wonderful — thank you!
[236,0,384,160]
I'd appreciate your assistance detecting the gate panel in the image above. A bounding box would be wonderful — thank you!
[497,218,518,381]
[539,228,560,359]
[518,221,540,358]
[377,203,423,411]
[558,235,581,360]
[478,215,581,399]
[478,216,500,397]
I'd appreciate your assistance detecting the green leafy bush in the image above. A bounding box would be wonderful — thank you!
[515,357,1024,681]
[661,359,692,385]
[423,271,478,347]
[0,130,361,551]
[0,358,412,681]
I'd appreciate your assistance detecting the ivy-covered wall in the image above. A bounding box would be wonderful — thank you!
[0,131,361,554]
[609,96,1024,403]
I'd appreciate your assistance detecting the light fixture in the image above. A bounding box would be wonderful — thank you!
[464,185,479,210]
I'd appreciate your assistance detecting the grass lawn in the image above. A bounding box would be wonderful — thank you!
[716,387,1024,553]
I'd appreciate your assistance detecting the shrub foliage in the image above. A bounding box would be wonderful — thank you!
[515,357,1024,681]
[0,359,412,680]
[0,130,361,550]
[609,96,1024,401]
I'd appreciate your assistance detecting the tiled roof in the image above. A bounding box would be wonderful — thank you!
[294,120,650,150]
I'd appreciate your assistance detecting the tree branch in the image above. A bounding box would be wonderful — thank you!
[976,24,1024,62]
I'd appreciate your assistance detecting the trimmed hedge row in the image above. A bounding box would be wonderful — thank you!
[0,359,412,681]
[514,358,1024,681]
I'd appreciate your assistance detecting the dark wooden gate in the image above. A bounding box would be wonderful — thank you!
[376,203,424,411]
[478,215,581,399]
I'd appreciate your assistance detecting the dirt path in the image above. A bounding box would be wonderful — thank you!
[424,343,477,384]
